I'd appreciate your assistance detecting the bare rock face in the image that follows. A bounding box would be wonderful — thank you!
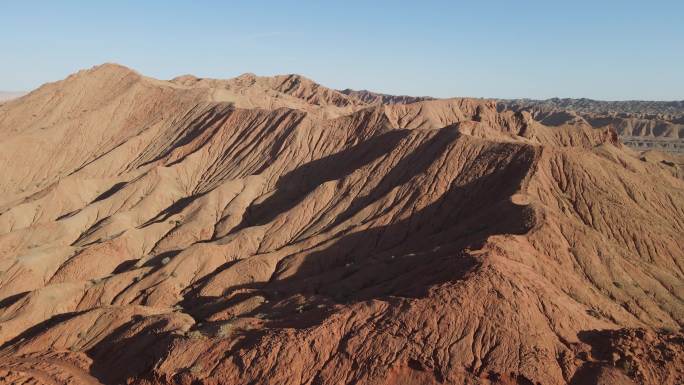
[0,64,682,385]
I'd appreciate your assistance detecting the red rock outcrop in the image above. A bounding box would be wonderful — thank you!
[0,64,682,385]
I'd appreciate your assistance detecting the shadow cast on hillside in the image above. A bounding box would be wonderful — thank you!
[0,128,539,385]
[184,130,537,329]
[87,316,182,384]
[262,146,535,305]
[231,129,411,232]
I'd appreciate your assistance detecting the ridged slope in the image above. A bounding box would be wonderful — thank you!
[0,64,681,385]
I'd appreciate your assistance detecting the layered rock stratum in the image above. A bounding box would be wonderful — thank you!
[0,64,682,385]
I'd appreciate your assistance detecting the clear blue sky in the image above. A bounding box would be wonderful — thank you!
[2,1,683,100]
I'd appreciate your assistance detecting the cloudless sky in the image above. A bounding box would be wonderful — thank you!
[1,1,683,100]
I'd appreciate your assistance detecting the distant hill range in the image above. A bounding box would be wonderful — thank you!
[499,98,684,115]
[498,98,684,153]
[339,88,435,105]
[0,91,26,102]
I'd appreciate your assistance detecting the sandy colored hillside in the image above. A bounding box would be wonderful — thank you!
[0,64,682,385]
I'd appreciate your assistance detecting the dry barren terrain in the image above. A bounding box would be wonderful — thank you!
[0,64,682,385]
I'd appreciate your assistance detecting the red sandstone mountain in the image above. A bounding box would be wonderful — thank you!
[0,64,682,385]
